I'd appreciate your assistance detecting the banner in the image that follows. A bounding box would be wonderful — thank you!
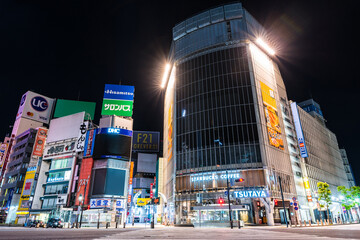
[290,102,309,158]
[32,128,48,157]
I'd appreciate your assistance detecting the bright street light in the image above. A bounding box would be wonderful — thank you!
[161,63,171,88]
[256,38,275,55]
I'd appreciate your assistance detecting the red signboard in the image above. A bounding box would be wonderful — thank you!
[75,158,93,206]
[32,128,48,157]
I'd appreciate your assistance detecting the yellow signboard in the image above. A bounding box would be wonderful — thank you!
[17,167,36,211]
[260,82,284,150]
[303,177,312,202]
[136,198,151,206]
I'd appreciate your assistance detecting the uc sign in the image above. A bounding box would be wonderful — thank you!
[31,96,48,112]
[133,131,160,152]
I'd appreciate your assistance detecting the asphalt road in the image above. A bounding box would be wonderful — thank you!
[0,224,359,239]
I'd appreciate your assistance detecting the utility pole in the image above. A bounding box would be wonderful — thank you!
[278,176,288,228]
[226,170,233,229]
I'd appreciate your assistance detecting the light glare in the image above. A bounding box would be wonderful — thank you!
[256,38,275,55]
[161,63,171,88]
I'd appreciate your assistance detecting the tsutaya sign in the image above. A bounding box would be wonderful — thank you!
[233,190,269,198]
[191,172,240,182]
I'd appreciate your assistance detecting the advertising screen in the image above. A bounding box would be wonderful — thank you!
[133,131,160,152]
[137,153,157,173]
[101,84,134,117]
[92,168,126,197]
[16,91,55,124]
[260,82,284,150]
[32,128,48,158]
[53,99,96,120]
[18,167,37,211]
[92,133,132,160]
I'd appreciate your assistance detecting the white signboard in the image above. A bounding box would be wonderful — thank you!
[43,140,76,159]
[89,199,124,209]
[16,91,55,124]
[76,121,89,152]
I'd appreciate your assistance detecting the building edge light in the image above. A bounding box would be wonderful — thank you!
[256,38,275,56]
[161,63,171,89]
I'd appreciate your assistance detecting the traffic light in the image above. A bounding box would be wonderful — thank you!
[235,178,245,182]
[274,199,278,206]
[218,198,225,206]
[87,205,90,210]
[256,201,260,207]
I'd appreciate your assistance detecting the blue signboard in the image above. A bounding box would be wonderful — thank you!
[98,127,132,137]
[103,84,134,101]
[290,102,309,158]
[233,190,269,198]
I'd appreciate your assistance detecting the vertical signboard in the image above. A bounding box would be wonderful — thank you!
[290,102,309,158]
[303,177,312,202]
[18,167,37,211]
[76,121,89,152]
[32,128,48,157]
[260,82,284,150]
[83,129,97,157]
[127,161,134,203]
[0,143,9,168]
[101,84,135,117]
[75,158,94,206]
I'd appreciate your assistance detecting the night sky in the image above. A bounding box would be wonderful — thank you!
[1,0,358,185]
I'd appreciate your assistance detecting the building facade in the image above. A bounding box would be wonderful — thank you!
[291,100,349,222]
[340,149,356,188]
[0,128,37,223]
[162,3,297,226]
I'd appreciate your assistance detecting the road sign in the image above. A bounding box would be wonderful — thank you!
[294,207,299,211]
[292,197,297,201]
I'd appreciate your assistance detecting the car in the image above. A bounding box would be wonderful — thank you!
[46,217,63,228]
[134,217,140,223]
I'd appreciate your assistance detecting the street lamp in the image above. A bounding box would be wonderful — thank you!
[161,63,171,88]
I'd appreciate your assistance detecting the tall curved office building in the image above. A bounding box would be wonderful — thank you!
[162,3,297,226]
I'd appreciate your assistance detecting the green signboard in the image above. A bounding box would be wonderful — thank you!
[101,99,133,117]
[54,99,96,120]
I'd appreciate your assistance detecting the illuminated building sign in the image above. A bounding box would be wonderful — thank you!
[89,198,124,209]
[233,190,269,198]
[303,177,312,202]
[101,84,134,117]
[97,127,132,137]
[191,172,240,182]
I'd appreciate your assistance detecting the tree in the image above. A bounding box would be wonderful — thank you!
[317,182,332,223]
[337,186,360,222]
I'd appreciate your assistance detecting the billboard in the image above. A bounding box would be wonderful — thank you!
[47,111,85,143]
[75,121,88,153]
[133,131,160,152]
[137,153,157,173]
[31,128,48,159]
[260,82,284,150]
[75,158,93,206]
[43,139,76,159]
[290,102,309,158]
[101,84,134,117]
[18,166,37,211]
[15,91,55,124]
[127,161,134,203]
[53,99,96,120]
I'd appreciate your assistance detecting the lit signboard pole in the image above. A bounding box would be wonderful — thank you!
[278,176,288,228]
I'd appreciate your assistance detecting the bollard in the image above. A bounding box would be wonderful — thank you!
[300,220,302,227]
[326,219,329,225]
[106,222,109,229]
[304,220,306,227]
[238,220,241,229]
[321,219,324,226]
[308,220,311,227]
[317,220,319,226]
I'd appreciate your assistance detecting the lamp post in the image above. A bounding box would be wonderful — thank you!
[79,180,88,228]
[278,176,288,228]
[226,170,233,229]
